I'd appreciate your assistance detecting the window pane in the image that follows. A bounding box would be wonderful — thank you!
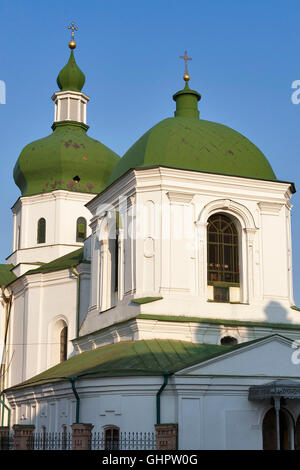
[37,218,46,244]
[60,326,68,362]
[207,214,239,284]
[214,286,229,302]
[105,427,119,450]
[76,217,86,242]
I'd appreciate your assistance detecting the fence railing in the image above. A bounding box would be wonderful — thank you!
[0,431,14,450]
[33,432,72,450]
[90,431,156,450]
[0,430,156,450]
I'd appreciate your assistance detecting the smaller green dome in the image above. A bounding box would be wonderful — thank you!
[14,121,120,196]
[57,50,85,92]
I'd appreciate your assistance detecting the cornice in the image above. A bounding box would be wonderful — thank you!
[51,90,90,102]
[166,191,195,204]
[258,201,285,215]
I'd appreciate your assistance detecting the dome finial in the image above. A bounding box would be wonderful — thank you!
[68,21,78,49]
[57,24,86,92]
[179,50,192,82]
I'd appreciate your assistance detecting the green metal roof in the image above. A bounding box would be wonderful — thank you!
[109,82,276,184]
[6,337,279,392]
[14,121,120,197]
[0,264,16,287]
[6,339,232,391]
[57,50,85,92]
[26,248,88,276]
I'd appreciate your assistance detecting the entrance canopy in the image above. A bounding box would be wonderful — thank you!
[249,379,300,401]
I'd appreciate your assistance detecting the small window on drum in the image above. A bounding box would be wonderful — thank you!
[220,336,238,346]
[76,217,87,243]
[37,218,46,244]
[104,426,120,450]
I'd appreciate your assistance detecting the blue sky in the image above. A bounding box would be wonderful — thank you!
[1,0,300,302]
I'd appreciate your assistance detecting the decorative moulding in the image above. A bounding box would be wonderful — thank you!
[166,191,194,205]
[258,202,284,215]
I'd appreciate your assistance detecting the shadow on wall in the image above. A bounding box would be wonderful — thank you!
[264,301,290,324]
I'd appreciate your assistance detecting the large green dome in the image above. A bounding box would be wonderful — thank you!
[14,121,120,196]
[109,82,276,184]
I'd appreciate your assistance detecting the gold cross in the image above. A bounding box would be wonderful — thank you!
[179,50,192,75]
[68,22,78,49]
[68,22,78,39]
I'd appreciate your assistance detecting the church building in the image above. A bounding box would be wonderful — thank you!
[1,32,300,450]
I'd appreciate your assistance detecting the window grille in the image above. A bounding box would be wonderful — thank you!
[207,214,239,284]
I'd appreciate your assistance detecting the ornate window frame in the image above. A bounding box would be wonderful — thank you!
[196,199,257,304]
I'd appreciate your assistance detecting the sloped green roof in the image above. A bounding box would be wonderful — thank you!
[0,264,16,287]
[6,337,277,392]
[26,248,88,275]
[7,339,232,391]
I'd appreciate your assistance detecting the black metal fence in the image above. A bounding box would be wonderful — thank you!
[0,431,14,450]
[90,431,156,450]
[33,431,72,450]
[0,430,156,450]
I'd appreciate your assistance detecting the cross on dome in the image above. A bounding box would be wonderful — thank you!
[179,50,192,82]
[68,22,78,49]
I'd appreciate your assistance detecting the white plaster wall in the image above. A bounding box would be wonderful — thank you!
[8,190,93,267]
[82,167,297,337]
[6,270,78,388]
[6,375,300,450]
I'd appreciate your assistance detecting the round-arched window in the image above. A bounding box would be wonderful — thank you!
[76,217,87,243]
[207,214,239,284]
[60,325,68,362]
[37,218,46,244]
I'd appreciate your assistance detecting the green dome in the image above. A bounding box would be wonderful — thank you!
[109,83,276,184]
[57,50,85,92]
[14,121,120,196]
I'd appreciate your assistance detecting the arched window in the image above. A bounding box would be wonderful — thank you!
[37,218,46,244]
[104,426,120,450]
[262,407,294,450]
[76,217,86,243]
[207,214,239,302]
[60,326,68,362]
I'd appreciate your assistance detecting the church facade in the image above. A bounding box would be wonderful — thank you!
[1,38,300,450]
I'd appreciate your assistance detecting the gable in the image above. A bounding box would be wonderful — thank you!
[177,336,300,378]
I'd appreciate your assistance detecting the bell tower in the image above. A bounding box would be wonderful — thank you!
[7,25,120,276]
